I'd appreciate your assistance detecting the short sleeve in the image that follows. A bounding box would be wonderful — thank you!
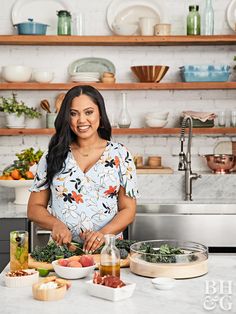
[117,143,139,199]
[29,151,49,192]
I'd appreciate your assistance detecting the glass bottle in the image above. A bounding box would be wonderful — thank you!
[57,10,71,35]
[10,230,28,271]
[100,234,120,277]
[187,5,201,35]
[118,92,131,128]
[202,0,214,35]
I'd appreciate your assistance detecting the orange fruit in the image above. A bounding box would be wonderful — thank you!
[6,175,14,180]
[19,178,26,180]
[10,169,22,180]
[25,171,34,179]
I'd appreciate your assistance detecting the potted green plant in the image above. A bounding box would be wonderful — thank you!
[0,93,42,128]
[24,106,42,128]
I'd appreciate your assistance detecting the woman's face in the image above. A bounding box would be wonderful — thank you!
[69,94,100,139]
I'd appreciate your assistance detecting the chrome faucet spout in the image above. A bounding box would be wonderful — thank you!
[179,116,201,201]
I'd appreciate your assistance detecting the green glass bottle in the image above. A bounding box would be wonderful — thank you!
[57,10,71,35]
[187,5,201,35]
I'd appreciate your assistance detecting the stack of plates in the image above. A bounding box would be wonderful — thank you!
[70,72,100,82]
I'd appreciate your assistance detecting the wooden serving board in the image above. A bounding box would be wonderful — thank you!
[28,254,130,271]
[129,254,208,279]
[136,167,173,174]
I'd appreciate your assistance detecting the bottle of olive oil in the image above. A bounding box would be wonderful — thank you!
[100,234,120,277]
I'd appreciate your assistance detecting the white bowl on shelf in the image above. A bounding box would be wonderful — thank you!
[33,70,54,83]
[2,65,32,82]
[145,118,168,128]
[145,112,169,120]
[0,180,33,204]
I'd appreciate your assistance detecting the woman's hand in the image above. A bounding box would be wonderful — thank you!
[52,220,72,245]
[80,230,104,253]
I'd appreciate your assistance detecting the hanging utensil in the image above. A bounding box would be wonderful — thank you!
[55,93,65,113]
[40,99,51,113]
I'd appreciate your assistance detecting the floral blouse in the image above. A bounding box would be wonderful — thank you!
[30,141,138,242]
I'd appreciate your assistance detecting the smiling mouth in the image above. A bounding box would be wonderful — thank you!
[77,125,90,132]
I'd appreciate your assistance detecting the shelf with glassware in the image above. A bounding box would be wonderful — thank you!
[0,35,236,46]
[1,82,236,90]
[0,127,235,136]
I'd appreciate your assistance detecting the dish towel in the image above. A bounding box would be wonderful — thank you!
[181,111,216,122]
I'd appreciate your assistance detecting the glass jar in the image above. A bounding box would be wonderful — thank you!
[99,234,120,277]
[202,0,214,35]
[57,10,71,35]
[10,230,28,271]
[187,5,201,35]
[118,92,131,128]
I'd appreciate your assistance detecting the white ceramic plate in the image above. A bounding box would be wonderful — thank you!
[68,58,116,76]
[12,0,69,35]
[107,0,162,35]
[6,125,26,129]
[227,0,236,31]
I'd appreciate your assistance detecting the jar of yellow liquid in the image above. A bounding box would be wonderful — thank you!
[100,234,120,278]
[10,230,28,271]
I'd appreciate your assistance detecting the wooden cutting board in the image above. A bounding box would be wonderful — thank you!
[28,254,130,271]
[136,167,173,174]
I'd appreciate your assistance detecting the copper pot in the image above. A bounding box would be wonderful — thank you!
[203,154,235,174]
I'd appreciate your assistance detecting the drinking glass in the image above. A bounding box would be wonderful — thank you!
[218,111,226,127]
[231,110,236,127]
[10,230,28,271]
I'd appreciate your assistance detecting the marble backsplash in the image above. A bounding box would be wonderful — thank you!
[1,173,236,205]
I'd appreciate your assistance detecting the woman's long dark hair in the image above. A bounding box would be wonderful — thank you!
[45,85,111,186]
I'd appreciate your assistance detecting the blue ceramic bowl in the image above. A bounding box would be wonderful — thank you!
[14,18,49,35]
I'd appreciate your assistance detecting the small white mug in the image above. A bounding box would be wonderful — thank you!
[154,23,171,36]
[139,17,157,36]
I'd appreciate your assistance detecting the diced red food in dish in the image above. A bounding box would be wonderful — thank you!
[93,272,126,288]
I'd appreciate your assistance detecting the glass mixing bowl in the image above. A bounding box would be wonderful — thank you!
[130,240,208,265]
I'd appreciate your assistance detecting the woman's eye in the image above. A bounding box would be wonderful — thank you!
[70,111,77,117]
[85,111,93,115]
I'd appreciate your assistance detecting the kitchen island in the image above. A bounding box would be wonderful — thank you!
[0,255,235,314]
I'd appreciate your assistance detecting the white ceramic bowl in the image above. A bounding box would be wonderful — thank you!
[33,70,54,83]
[5,269,39,288]
[145,112,169,120]
[52,260,95,279]
[146,118,168,128]
[151,277,176,290]
[0,180,33,205]
[2,65,32,82]
[112,22,138,35]
[86,280,136,301]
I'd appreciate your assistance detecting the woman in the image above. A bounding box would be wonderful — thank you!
[27,85,138,253]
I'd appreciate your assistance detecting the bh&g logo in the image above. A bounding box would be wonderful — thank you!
[203,280,233,311]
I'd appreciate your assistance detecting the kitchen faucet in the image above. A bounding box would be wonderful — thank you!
[178,116,201,201]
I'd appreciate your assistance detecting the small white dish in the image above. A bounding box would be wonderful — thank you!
[151,277,176,290]
[145,111,169,120]
[5,269,39,288]
[86,280,136,301]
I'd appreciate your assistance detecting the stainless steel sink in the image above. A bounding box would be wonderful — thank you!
[129,203,236,247]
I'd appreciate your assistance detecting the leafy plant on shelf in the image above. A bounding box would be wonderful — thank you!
[0,92,42,119]
[139,243,198,263]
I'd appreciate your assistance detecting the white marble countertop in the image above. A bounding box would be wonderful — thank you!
[0,255,235,314]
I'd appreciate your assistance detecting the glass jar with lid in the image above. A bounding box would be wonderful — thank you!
[99,234,120,277]
[187,5,201,35]
[57,10,71,35]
